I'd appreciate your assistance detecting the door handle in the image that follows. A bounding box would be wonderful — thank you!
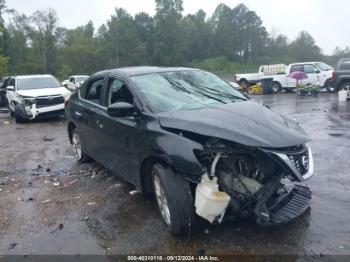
[75,111,82,117]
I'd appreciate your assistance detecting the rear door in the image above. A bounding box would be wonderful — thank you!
[75,76,107,158]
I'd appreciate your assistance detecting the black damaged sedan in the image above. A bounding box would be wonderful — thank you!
[66,67,313,235]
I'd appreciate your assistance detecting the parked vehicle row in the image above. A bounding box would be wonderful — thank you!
[235,61,334,93]
[66,66,314,235]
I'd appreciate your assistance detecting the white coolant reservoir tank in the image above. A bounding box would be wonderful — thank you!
[195,174,231,224]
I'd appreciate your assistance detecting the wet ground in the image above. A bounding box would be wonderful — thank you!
[0,93,349,259]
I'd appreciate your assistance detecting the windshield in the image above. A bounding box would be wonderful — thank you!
[17,77,61,90]
[315,62,333,71]
[76,76,88,82]
[131,70,247,113]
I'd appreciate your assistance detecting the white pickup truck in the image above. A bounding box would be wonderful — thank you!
[236,62,334,93]
[62,75,89,91]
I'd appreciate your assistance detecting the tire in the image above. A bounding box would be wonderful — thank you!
[239,79,249,89]
[152,163,195,235]
[324,79,334,93]
[338,82,350,92]
[15,113,26,123]
[272,81,282,94]
[8,103,14,116]
[71,129,90,162]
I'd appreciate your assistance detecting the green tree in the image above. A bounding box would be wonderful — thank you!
[153,0,184,65]
[183,10,211,61]
[289,31,322,62]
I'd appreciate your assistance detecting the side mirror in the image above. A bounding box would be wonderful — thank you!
[314,69,321,74]
[6,86,14,91]
[108,102,135,117]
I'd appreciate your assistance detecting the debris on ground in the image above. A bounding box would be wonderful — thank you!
[8,243,17,250]
[53,182,60,186]
[3,121,10,125]
[50,223,64,234]
[46,168,51,172]
[87,202,97,206]
[129,190,139,195]
[41,199,51,204]
[42,136,55,142]
[26,197,34,202]
[64,179,78,187]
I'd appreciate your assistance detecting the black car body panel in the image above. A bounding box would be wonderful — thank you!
[158,101,309,148]
[66,67,314,229]
[333,58,350,91]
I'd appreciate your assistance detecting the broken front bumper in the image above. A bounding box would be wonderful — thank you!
[15,102,65,120]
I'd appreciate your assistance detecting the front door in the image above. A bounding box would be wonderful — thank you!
[303,64,319,85]
[97,77,140,182]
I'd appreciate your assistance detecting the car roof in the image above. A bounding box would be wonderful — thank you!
[291,62,323,65]
[15,74,54,79]
[94,66,199,77]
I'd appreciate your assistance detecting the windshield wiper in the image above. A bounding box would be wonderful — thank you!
[188,81,246,101]
[165,77,227,104]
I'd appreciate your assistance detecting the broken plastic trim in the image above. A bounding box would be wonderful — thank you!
[265,145,314,182]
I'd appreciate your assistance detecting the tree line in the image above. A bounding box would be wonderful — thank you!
[0,0,349,79]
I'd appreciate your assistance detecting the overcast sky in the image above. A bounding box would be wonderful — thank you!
[6,0,349,54]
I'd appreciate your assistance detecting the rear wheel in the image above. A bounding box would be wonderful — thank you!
[152,163,195,235]
[324,79,334,92]
[71,129,90,162]
[272,82,282,94]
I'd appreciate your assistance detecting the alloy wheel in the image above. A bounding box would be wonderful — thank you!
[72,132,82,160]
[153,174,171,226]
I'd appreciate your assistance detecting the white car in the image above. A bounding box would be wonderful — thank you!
[63,75,89,91]
[6,75,71,122]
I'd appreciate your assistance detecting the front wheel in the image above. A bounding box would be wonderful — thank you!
[15,113,26,123]
[71,129,90,162]
[152,163,195,235]
[338,82,350,91]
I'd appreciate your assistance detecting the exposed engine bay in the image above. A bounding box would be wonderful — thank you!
[194,139,313,226]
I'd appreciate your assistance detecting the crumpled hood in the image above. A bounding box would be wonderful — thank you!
[16,87,70,97]
[158,101,310,148]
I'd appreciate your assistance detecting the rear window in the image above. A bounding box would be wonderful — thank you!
[340,60,350,70]
[17,76,60,90]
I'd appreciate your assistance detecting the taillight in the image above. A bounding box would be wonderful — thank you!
[332,71,336,81]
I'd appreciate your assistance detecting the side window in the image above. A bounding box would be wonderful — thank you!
[340,60,350,70]
[290,65,303,73]
[107,78,133,106]
[83,78,104,105]
[304,64,316,74]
